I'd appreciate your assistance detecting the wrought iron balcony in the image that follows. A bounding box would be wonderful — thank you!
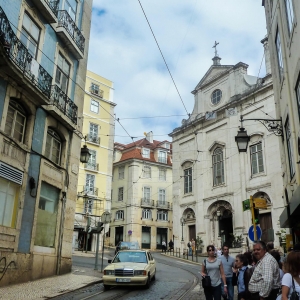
[31,0,59,23]
[89,86,104,98]
[87,134,100,145]
[84,162,99,171]
[82,186,98,197]
[157,201,172,209]
[57,10,85,59]
[141,198,154,207]
[50,85,78,124]
[0,7,52,98]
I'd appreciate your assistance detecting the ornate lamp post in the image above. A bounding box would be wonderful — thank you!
[80,136,91,163]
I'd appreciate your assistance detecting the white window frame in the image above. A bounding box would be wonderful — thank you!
[84,198,93,214]
[250,143,264,175]
[211,89,222,105]
[118,187,124,201]
[159,168,166,181]
[184,167,192,194]
[142,148,150,158]
[45,129,62,165]
[55,52,70,94]
[213,148,225,186]
[143,166,151,178]
[157,210,168,221]
[88,123,99,143]
[90,99,99,114]
[85,174,95,195]
[4,100,26,143]
[158,189,166,204]
[64,0,78,21]
[142,209,151,219]
[143,187,151,201]
[285,0,295,34]
[86,150,97,170]
[118,166,125,180]
[275,27,284,81]
[116,210,124,220]
[158,151,167,164]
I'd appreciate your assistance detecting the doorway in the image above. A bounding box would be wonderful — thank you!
[156,227,168,249]
[219,210,233,247]
[189,225,196,241]
[115,226,124,246]
[259,212,273,243]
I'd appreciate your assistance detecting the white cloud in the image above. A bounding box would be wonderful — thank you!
[88,0,267,144]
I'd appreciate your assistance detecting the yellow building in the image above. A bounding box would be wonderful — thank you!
[74,70,116,251]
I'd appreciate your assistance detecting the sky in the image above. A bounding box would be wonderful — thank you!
[87,0,267,145]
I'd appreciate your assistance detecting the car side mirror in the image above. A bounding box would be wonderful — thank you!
[108,260,112,264]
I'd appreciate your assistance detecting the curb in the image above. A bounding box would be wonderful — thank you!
[160,253,202,265]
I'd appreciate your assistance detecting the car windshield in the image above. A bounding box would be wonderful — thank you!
[119,242,139,250]
[113,251,148,263]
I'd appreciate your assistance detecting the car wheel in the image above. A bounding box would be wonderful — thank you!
[145,275,151,289]
[103,284,110,290]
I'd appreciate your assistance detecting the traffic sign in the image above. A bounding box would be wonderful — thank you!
[242,199,250,211]
[253,198,267,209]
[248,225,262,242]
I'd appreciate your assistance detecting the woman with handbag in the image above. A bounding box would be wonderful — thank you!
[201,245,228,300]
[279,251,300,300]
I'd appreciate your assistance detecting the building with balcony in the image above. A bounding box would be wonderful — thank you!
[0,0,92,286]
[170,48,285,250]
[110,132,173,250]
[262,0,300,243]
[74,71,115,252]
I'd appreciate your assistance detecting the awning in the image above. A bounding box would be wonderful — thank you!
[280,185,300,228]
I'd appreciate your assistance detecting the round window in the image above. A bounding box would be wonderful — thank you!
[211,89,222,105]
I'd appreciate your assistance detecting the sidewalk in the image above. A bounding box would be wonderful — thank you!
[0,251,104,300]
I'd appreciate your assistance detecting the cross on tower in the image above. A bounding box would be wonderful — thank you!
[212,41,219,57]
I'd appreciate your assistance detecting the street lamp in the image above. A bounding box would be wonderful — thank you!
[80,136,91,163]
[235,115,282,153]
[180,217,185,242]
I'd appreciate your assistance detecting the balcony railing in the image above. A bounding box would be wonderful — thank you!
[157,201,172,209]
[87,134,100,144]
[141,198,154,207]
[84,162,99,171]
[44,0,59,16]
[89,86,104,98]
[50,85,78,124]
[0,7,52,98]
[57,10,85,54]
[82,186,98,197]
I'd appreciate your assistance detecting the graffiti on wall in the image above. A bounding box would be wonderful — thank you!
[0,257,16,282]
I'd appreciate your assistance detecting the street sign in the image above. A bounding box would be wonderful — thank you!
[242,199,250,211]
[248,225,262,242]
[253,198,267,209]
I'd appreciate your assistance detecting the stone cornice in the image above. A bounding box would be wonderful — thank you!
[180,201,196,207]
[203,192,234,202]
[246,182,271,192]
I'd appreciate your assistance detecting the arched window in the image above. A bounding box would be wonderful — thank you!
[4,100,26,143]
[45,129,62,164]
[213,148,224,186]
[116,210,124,220]
[211,89,222,105]
[142,209,151,219]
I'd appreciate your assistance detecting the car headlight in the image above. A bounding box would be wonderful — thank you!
[134,270,147,276]
[104,270,115,275]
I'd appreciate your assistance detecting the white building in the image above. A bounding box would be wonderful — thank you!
[170,49,285,250]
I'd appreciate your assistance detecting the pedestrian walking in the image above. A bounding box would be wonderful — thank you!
[248,241,281,300]
[162,240,166,253]
[201,245,228,300]
[278,250,300,300]
[191,238,196,254]
[233,254,250,300]
[188,240,192,256]
[219,244,235,300]
[168,239,174,252]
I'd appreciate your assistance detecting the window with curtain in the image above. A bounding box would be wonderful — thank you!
[157,210,168,221]
[158,189,166,204]
[116,210,124,220]
[213,148,225,186]
[250,143,264,175]
[45,129,62,165]
[143,187,151,201]
[55,52,70,94]
[142,209,151,219]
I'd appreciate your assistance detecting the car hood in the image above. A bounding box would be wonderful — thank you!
[106,263,149,270]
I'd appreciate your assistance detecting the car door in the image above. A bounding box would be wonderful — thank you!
[147,252,155,276]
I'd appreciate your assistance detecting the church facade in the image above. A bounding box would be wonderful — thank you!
[170,45,285,250]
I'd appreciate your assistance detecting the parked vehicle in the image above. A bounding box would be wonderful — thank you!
[115,241,140,255]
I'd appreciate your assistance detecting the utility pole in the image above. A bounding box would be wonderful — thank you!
[85,214,90,253]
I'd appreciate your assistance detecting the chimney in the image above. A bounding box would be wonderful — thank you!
[145,131,153,143]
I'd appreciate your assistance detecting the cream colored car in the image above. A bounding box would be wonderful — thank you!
[103,250,156,289]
